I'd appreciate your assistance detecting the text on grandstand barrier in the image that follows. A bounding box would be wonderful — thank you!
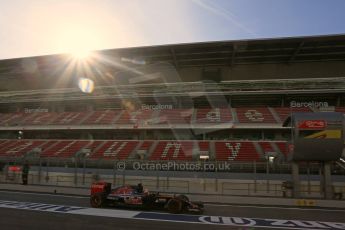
[115,161,231,171]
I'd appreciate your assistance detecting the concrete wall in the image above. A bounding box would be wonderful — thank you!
[1,170,344,199]
[178,61,345,82]
[2,60,345,91]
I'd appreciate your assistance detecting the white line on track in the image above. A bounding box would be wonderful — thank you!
[0,200,341,230]
[0,190,88,199]
[0,199,344,229]
[1,190,344,212]
[205,203,345,212]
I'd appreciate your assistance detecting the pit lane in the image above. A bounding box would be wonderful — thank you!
[0,191,344,230]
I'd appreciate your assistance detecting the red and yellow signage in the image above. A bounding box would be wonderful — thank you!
[8,166,21,172]
[305,130,341,139]
[298,120,327,129]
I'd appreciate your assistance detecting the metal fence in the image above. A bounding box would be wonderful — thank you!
[0,157,344,199]
[0,156,301,173]
[1,171,344,199]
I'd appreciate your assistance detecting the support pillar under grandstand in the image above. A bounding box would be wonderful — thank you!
[323,162,333,200]
[292,161,333,199]
[292,162,300,198]
[284,112,344,199]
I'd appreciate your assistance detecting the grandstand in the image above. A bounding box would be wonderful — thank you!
[0,34,345,198]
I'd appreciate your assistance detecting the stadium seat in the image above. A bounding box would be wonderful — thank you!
[23,112,60,125]
[0,139,290,162]
[138,141,154,151]
[215,141,260,161]
[0,140,21,156]
[50,112,89,125]
[195,108,232,123]
[114,110,153,125]
[198,141,210,152]
[259,142,275,155]
[0,112,26,126]
[275,142,288,158]
[1,107,344,127]
[154,109,192,124]
[274,107,312,122]
[149,141,194,161]
[4,140,47,157]
[40,140,83,157]
[335,107,345,114]
[236,107,276,123]
[57,140,90,158]
[257,141,289,161]
[81,110,119,124]
[89,141,139,160]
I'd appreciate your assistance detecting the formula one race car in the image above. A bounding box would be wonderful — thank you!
[90,182,204,214]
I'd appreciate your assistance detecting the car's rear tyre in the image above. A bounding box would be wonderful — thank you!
[176,194,189,202]
[90,193,105,208]
[167,198,182,214]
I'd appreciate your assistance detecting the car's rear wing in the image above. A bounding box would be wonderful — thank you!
[90,181,111,195]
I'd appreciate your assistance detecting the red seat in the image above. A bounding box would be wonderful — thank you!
[89,141,139,160]
[215,141,260,161]
[259,142,274,154]
[50,112,89,125]
[4,140,47,157]
[274,107,312,122]
[276,142,288,158]
[115,110,153,124]
[195,108,232,123]
[155,109,192,124]
[198,141,209,152]
[0,112,26,126]
[40,140,88,158]
[138,141,154,151]
[22,112,59,125]
[82,110,120,124]
[150,141,193,161]
[236,107,276,123]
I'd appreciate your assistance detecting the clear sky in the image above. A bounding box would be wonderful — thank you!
[1,0,345,60]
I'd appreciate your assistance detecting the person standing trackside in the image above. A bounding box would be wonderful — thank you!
[22,161,30,185]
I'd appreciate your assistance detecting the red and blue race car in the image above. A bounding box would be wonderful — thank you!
[90,182,204,214]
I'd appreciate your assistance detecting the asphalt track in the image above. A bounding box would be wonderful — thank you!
[0,191,344,230]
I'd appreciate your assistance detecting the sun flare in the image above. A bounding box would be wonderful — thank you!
[70,48,92,60]
[57,27,99,60]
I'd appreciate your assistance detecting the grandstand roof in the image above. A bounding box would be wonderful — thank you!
[1,33,345,78]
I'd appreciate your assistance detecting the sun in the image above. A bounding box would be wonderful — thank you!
[67,41,94,61]
[70,48,92,60]
[57,27,98,60]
